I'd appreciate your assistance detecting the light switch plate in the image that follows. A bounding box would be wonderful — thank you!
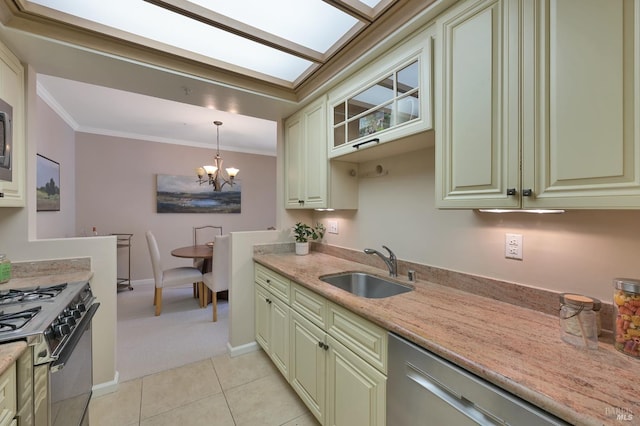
[327,220,338,234]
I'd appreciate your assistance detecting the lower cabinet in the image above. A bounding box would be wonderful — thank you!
[290,311,326,423]
[254,283,290,379]
[255,264,386,426]
[0,362,16,426]
[326,335,386,426]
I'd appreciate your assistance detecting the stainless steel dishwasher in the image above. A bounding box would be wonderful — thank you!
[387,333,569,425]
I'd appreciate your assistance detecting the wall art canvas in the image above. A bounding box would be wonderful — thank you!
[156,174,241,213]
[36,154,60,212]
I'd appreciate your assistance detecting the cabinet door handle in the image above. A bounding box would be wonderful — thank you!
[353,138,380,150]
[506,188,517,196]
[522,189,533,197]
[298,200,304,205]
[266,298,272,304]
[318,342,329,350]
[266,279,271,284]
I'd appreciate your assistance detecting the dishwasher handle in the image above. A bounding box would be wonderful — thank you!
[406,362,507,425]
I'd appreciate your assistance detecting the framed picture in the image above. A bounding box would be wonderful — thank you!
[156,174,241,213]
[36,154,60,212]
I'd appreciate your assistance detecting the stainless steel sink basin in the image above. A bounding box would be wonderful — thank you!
[319,272,413,299]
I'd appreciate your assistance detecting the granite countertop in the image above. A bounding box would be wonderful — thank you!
[0,341,27,375]
[254,251,638,426]
[4,271,93,290]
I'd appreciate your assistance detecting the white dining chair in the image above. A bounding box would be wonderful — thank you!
[201,234,230,322]
[192,225,223,297]
[146,231,203,316]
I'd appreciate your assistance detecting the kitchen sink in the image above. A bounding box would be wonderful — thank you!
[319,272,413,299]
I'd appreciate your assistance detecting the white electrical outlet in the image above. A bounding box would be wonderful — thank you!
[327,220,339,234]
[505,233,523,260]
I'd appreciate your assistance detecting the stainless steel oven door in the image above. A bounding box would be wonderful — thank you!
[49,303,99,426]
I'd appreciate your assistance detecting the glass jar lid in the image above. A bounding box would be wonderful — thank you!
[559,293,601,311]
[613,278,640,294]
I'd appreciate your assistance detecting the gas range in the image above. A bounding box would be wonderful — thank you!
[0,281,97,364]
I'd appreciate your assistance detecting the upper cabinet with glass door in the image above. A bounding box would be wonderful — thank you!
[328,26,434,161]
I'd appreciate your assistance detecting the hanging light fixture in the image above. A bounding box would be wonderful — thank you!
[196,121,239,191]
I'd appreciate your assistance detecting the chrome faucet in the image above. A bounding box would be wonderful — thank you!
[364,246,397,277]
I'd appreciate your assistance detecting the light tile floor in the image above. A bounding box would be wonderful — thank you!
[89,350,319,426]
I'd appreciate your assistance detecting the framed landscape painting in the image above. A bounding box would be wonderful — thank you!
[156,174,241,213]
[36,154,60,212]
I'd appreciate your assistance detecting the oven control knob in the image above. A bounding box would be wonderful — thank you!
[54,324,71,337]
[77,303,87,313]
[43,328,54,341]
[63,316,77,327]
[69,309,82,319]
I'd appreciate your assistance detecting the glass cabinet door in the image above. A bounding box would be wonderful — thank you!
[332,59,420,149]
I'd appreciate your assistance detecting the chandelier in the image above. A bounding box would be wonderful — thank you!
[196,121,239,191]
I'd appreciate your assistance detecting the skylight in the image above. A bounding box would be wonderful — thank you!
[26,0,394,84]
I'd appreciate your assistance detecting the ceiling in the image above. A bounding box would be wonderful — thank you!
[26,0,398,85]
[36,74,279,156]
[0,0,436,156]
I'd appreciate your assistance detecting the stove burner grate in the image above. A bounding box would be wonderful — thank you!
[0,306,42,332]
[0,283,67,305]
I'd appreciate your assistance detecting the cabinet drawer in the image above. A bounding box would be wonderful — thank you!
[255,263,290,303]
[0,363,16,426]
[328,302,387,374]
[291,282,328,330]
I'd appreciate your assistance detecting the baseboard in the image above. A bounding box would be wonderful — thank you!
[130,278,154,286]
[227,341,259,357]
[92,370,120,397]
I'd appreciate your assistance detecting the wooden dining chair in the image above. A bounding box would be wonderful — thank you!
[145,231,203,316]
[201,234,230,322]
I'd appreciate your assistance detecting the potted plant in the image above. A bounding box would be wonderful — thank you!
[293,222,325,255]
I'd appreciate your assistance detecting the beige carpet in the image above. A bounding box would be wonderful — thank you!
[116,282,229,382]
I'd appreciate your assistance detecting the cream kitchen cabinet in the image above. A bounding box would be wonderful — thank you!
[0,40,25,208]
[255,264,387,426]
[290,310,327,423]
[326,335,386,426]
[284,96,358,210]
[436,0,640,209]
[289,311,386,426]
[327,26,434,162]
[254,264,290,379]
[0,363,16,426]
[289,283,387,426]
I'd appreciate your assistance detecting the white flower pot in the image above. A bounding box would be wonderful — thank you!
[295,242,309,256]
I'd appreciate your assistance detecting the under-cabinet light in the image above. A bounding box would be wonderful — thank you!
[478,209,566,214]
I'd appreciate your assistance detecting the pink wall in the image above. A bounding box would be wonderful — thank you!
[35,97,77,238]
[74,133,276,281]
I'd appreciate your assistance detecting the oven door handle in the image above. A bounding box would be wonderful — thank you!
[50,302,100,372]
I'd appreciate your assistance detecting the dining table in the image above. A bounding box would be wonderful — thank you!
[171,244,218,305]
[171,244,213,272]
